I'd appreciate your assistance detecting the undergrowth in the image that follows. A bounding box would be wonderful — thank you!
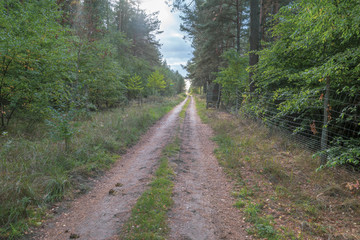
[194,96,360,240]
[0,96,184,239]
[122,137,180,240]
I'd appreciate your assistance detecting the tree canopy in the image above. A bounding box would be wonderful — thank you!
[173,0,360,168]
[0,0,185,129]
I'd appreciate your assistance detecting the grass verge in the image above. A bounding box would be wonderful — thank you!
[122,137,180,240]
[179,95,190,121]
[0,95,184,239]
[194,95,360,240]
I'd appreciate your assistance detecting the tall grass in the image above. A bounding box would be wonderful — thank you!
[0,96,184,239]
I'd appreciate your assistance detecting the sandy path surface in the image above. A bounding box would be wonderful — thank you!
[33,98,187,240]
[168,96,250,240]
[32,96,250,240]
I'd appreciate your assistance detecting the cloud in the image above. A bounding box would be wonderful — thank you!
[140,0,192,76]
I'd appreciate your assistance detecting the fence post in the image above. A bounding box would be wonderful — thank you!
[320,76,330,165]
[235,87,239,114]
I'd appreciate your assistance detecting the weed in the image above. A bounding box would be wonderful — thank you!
[274,185,290,198]
[46,107,78,152]
[245,211,279,239]
[232,187,254,199]
[43,173,70,203]
[244,202,262,223]
[233,199,246,208]
[254,221,277,239]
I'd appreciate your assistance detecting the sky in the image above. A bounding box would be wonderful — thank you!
[140,0,193,77]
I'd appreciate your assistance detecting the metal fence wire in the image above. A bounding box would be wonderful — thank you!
[225,89,360,166]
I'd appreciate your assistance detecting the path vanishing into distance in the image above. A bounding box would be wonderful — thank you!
[32,96,250,240]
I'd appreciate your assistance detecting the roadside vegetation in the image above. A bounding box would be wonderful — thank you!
[173,0,360,169]
[122,134,181,240]
[195,96,360,240]
[0,96,184,239]
[1,0,186,238]
[122,97,189,239]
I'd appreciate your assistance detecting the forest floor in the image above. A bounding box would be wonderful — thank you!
[29,96,251,240]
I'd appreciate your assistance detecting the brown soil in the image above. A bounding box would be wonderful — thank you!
[33,99,187,240]
[168,97,251,240]
[32,96,250,240]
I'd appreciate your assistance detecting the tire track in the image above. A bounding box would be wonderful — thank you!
[34,98,187,240]
[168,96,250,240]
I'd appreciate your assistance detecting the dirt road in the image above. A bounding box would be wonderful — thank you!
[34,96,249,240]
[168,97,249,240]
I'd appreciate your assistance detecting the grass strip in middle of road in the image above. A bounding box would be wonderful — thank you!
[179,96,190,121]
[122,137,180,240]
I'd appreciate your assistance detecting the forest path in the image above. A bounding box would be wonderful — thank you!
[168,96,250,240]
[34,98,187,240]
[33,96,250,240]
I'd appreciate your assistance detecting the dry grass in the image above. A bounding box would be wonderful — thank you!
[195,96,360,240]
[0,96,184,239]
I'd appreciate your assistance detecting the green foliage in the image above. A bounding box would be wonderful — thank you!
[215,49,249,107]
[0,0,185,130]
[179,0,250,88]
[123,138,179,240]
[147,70,166,95]
[0,96,182,238]
[0,0,72,128]
[318,138,360,168]
[126,74,144,100]
[233,199,246,208]
[46,108,78,152]
[0,0,185,237]
[250,0,360,167]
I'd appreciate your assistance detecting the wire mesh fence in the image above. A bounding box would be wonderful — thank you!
[219,88,360,166]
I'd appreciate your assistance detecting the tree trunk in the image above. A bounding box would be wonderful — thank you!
[0,103,5,129]
[260,0,266,41]
[320,77,330,165]
[235,0,243,112]
[235,87,239,113]
[216,84,222,109]
[236,0,241,53]
[249,0,260,93]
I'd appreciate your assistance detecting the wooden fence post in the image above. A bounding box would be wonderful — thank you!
[320,76,330,165]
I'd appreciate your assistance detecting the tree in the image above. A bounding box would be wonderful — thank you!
[249,0,260,93]
[126,74,144,103]
[147,70,166,95]
[178,0,249,90]
[0,0,180,130]
[0,0,73,129]
[215,49,248,109]
[254,0,360,166]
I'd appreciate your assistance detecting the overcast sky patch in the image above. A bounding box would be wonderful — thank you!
[140,0,192,77]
